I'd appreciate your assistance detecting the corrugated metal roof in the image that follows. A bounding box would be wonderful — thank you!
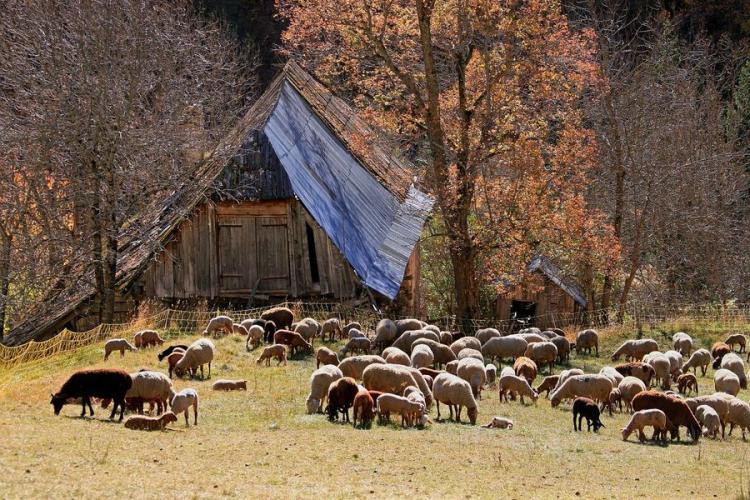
[528,256,588,307]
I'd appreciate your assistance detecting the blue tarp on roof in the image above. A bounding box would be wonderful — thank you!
[264,81,433,298]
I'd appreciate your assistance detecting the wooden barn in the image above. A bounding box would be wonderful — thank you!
[4,61,433,345]
[495,256,587,329]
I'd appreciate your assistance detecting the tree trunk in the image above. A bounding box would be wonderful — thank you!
[90,160,105,323]
[448,219,478,331]
[100,161,118,324]
[0,230,12,341]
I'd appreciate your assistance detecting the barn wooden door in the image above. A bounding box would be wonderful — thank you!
[256,216,290,292]
[217,216,257,292]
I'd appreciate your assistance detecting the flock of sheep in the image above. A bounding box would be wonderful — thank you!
[48,305,750,443]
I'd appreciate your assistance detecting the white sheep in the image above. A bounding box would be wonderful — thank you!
[550,375,613,407]
[456,357,486,399]
[497,374,538,405]
[695,404,721,439]
[392,330,440,353]
[672,332,693,356]
[362,364,433,409]
[338,355,386,380]
[306,365,343,414]
[611,339,659,361]
[449,336,482,356]
[245,325,264,351]
[374,319,398,349]
[169,388,198,426]
[483,416,514,429]
[726,398,750,439]
[617,376,647,413]
[376,393,424,427]
[403,386,429,425]
[382,347,411,366]
[432,372,478,424]
[485,364,497,388]
[511,333,547,344]
[294,320,319,344]
[500,366,515,378]
[644,352,671,389]
[575,329,599,356]
[457,348,484,362]
[321,318,342,341]
[681,348,711,376]
[524,342,557,373]
[621,409,669,442]
[410,344,434,369]
[395,318,423,335]
[475,328,501,345]
[720,352,747,389]
[685,393,736,438]
[664,350,684,379]
[714,368,741,396]
[555,368,585,390]
[203,315,233,337]
[174,338,215,379]
[340,337,372,357]
[347,328,367,340]
[104,339,137,360]
[599,366,624,387]
[481,336,528,364]
[411,338,457,368]
[127,370,173,414]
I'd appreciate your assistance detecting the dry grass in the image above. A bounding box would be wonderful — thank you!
[0,323,747,499]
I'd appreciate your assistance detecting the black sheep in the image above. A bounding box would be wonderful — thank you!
[50,369,133,421]
[157,344,189,362]
[572,397,605,432]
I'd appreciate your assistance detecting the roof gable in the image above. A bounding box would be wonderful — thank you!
[528,256,588,307]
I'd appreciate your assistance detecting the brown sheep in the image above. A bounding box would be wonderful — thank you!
[352,389,375,428]
[166,349,185,378]
[513,356,538,385]
[676,373,698,395]
[274,330,313,356]
[124,411,178,431]
[575,329,599,356]
[535,375,559,398]
[326,377,359,422]
[134,330,164,348]
[711,342,731,369]
[725,333,747,353]
[615,362,655,386]
[260,306,294,330]
[631,390,701,442]
[316,346,340,368]
[256,344,288,366]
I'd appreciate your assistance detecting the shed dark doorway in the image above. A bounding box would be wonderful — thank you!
[305,222,320,284]
[511,300,537,325]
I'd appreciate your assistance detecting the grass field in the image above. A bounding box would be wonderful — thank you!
[1,320,749,499]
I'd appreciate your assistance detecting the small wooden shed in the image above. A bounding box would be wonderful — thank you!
[495,256,587,329]
[4,61,433,345]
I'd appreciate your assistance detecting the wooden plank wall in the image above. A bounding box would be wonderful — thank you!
[495,275,579,329]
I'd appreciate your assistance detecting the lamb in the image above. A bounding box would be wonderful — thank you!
[481,336,528,365]
[498,373,538,405]
[719,352,747,389]
[321,318,342,341]
[681,348,711,376]
[672,332,693,356]
[212,379,247,391]
[343,321,362,337]
[174,338,215,379]
[449,336,482,357]
[137,329,165,348]
[549,375,613,407]
[242,318,277,344]
[166,349,186,378]
[256,344,288,366]
[483,416,513,429]
[124,411,178,431]
[631,390,701,441]
[202,316,233,337]
[617,377,647,413]
[315,346,340,368]
[392,330,440,353]
[608,388,622,413]
[232,323,249,337]
[169,388,198,426]
[158,344,188,362]
[644,353,671,389]
[347,328,367,340]
[457,348,484,362]
[550,335,571,363]
[294,320,318,345]
[104,339,137,360]
[663,350,684,379]
[361,364,433,409]
[456,357,487,399]
[611,339,659,362]
[676,373,698,395]
[306,365,343,414]
[338,355,386,380]
[411,344,435,369]
[711,342,731,368]
[615,362,655,386]
[326,376,359,422]
[341,337,372,357]
[575,329,599,356]
[685,393,735,438]
[725,333,747,353]
[382,347,411,366]
[476,328,501,345]
[599,366,624,387]
[274,330,313,356]
[374,319,398,349]
[535,375,560,398]
[513,356,538,385]
[572,397,605,432]
[432,372,479,424]
[126,370,173,414]
[260,306,294,330]
[411,338,457,368]
[714,368,741,396]
[621,409,670,442]
[352,388,375,428]
[485,364,497,388]
[403,386,428,425]
[695,404,721,439]
[50,369,133,421]
[376,393,425,427]
[524,342,557,373]
[245,325,265,351]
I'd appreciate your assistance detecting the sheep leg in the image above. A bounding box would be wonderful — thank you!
[80,396,88,418]
[436,401,441,421]
[184,410,190,427]
[448,404,454,421]
[120,349,125,358]
[193,402,198,425]
[573,412,578,431]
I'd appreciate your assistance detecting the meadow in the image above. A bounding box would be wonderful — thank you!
[0,319,749,499]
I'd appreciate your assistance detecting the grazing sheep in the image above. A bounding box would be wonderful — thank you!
[714,368,741,396]
[556,369,585,389]
[256,344,288,366]
[685,393,735,438]
[322,318,342,341]
[446,360,459,375]
[725,333,747,353]
[512,333,547,345]
[126,370,173,414]
[343,321,362,337]
[483,416,513,429]
[719,352,747,389]
[664,350,684,379]
[260,306,294,330]
[395,318,423,336]
[411,344,435,369]
[338,355,386,380]
[232,323,249,337]
[202,316,233,337]
[644,353,672,389]
[725,398,750,439]
[432,372,478,425]
[672,332,693,356]
[498,374,538,405]
[611,339,659,362]
[457,348,484,362]
[631,391,701,442]
[306,365,343,414]
[347,328,367,340]
[485,364,497,388]
[104,339,137,360]
[212,380,247,391]
[422,375,434,390]
[450,337,482,357]
[294,321,319,345]
[245,325,265,351]
[383,346,411,366]
[476,328,501,345]
[393,330,440,354]
[524,342,557,374]
[621,409,670,442]
[456,357,486,399]
[352,389,375,428]
[540,330,559,340]
[376,393,424,427]
[615,362,655,386]
[243,319,277,344]
[326,377,359,422]
[681,348,711,377]
[550,335,571,364]
[340,337,372,357]
[599,366,624,387]
[608,388,622,413]
[481,336,528,365]
[439,331,453,345]
[500,366,515,378]
[423,324,441,336]
[274,330,313,356]
[535,375,560,398]
[617,377,647,413]
[572,397,605,432]
[695,404,721,439]
[50,369,133,421]
[316,346,340,368]
[575,329,599,356]
[550,375,613,407]
[411,338,457,368]
[711,342,731,368]
[169,388,198,427]
[124,411,178,431]
[136,330,165,348]
[513,356,538,385]
[174,338,215,380]
[677,373,698,395]
[362,363,422,398]
[166,349,185,378]
[157,344,188,362]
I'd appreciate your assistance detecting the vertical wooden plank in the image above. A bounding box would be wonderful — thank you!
[207,203,218,298]
[286,200,298,297]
